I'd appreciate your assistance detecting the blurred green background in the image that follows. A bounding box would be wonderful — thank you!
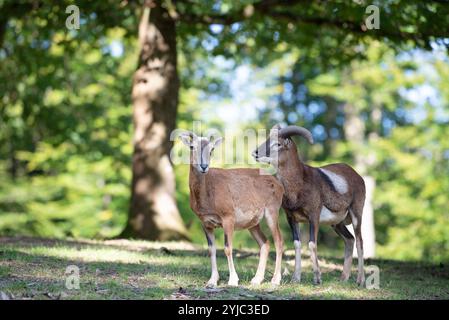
[1,1,448,263]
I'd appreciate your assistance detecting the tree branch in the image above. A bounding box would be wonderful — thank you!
[265,10,414,42]
[179,0,446,45]
[180,0,303,25]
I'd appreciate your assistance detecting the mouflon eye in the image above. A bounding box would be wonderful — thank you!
[277,143,281,147]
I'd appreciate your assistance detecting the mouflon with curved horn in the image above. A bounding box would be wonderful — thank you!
[252,124,366,286]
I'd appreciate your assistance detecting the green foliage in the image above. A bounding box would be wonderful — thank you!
[0,7,136,238]
[373,120,449,261]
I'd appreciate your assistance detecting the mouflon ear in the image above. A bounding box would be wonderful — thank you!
[212,136,223,148]
[179,131,197,147]
[206,131,223,148]
[270,123,282,137]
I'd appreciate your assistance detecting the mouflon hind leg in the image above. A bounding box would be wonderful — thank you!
[286,212,302,283]
[264,207,284,285]
[332,221,355,281]
[249,224,270,285]
[309,217,321,285]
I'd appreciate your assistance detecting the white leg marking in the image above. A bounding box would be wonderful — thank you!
[250,228,269,286]
[207,244,219,287]
[264,208,283,286]
[225,247,239,286]
[292,240,302,282]
[204,229,219,287]
[308,241,321,284]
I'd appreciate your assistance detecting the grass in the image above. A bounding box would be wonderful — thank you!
[0,236,448,300]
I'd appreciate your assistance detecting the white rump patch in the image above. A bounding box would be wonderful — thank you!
[319,168,348,194]
[320,206,344,224]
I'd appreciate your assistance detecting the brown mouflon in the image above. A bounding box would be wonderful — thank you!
[253,124,366,286]
[179,130,284,287]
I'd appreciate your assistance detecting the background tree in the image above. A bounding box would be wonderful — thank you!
[120,2,188,240]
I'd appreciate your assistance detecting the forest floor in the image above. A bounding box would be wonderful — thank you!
[0,236,448,300]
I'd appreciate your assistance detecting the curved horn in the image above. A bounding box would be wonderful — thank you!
[279,125,314,144]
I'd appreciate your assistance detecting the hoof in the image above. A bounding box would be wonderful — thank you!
[313,275,322,285]
[250,277,263,286]
[291,274,301,283]
[206,276,219,288]
[356,276,365,287]
[340,273,350,282]
[228,280,239,287]
[206,281,218,288]
[270,277,281,286]
[228,277,239,287]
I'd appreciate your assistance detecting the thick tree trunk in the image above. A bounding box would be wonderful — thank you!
[120,2,188,240]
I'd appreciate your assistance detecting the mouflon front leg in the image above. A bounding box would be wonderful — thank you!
[203,226,219,287]
[222,218,239,286]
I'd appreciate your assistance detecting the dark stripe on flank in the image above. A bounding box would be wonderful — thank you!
[318,169,337,193]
